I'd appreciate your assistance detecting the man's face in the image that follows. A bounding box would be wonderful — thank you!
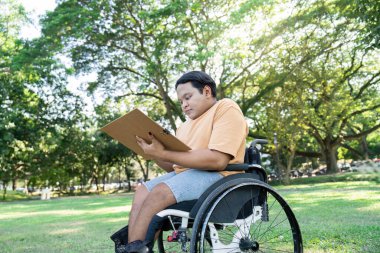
[176,82,214,120]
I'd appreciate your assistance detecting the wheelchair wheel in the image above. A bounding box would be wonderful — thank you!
[190,178,303,253]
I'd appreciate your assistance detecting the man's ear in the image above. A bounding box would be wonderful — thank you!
[203,85,212,97]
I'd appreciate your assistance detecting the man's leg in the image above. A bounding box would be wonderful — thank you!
[125,170,221,251]
[128,183,176,243]
[128,172,176,243]
[128,184,150,242]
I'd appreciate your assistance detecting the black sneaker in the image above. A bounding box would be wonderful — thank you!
[110,225,129,253]
[115,242,128,253]
[111,225,129,244]
[125,240,149,253]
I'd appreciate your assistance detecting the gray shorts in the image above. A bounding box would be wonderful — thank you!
[143,169,223,202]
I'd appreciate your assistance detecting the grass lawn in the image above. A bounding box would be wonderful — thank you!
[0,173,379,252]
[277,180,380,252]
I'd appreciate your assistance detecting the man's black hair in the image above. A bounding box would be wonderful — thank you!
[175,71,217,97]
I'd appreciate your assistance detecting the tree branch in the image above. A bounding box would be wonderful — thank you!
[227,46,270,85]
[354,71,380,100]
[294,150,322,158]
[344,123,380,141]
[108,64,156,84]
[339,103,380,133]
[307,122,324,145]
[340,143,363,157]
[116,92,163,101]
[112,44,148,62]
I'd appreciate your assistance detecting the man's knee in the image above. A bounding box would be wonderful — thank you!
[133,184,149,204]
[135,183,149,196]
[133,183,176,216]
[130,184,149,214]
[148,183,176,204]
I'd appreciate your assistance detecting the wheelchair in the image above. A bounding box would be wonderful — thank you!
[112,139,303,253]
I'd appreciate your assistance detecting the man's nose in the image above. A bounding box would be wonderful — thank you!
[182,101,189,110]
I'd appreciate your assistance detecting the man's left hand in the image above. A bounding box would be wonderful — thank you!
[136,133,165,159]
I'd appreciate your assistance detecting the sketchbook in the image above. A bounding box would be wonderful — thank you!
[100,109,191,160]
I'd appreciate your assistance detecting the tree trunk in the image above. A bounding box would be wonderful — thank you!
[134,156,150,181]
[283,149,296,185]
[274,149,286,181]
[156,80,177,131]
[323,144,339,173]
[102,175,106,192]
[93,176,99,192]
[144,161,150,181]
[360,135,370,160]
[12,177,17,191]
[24,179,29,194]
[118,168,122,190]
[273,140,280,180]
[282,167,290,185]
[2,181,8,200]
[125,166,132,192]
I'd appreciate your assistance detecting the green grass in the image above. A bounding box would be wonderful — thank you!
[0,174,379,252]
[269,171,380,186]
[1,190,35,202]
[0,193,134,253]
[277,180,380,252]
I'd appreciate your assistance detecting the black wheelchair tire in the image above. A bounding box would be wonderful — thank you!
[156,230,165,253]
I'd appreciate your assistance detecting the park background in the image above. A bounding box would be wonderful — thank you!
[0,0,379,252]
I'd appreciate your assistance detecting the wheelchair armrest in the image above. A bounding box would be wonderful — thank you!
[250,139,269,147]
[225,163,268,183]
[225,164,249,171]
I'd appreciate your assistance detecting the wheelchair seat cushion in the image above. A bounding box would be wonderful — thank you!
[164,200,197,213]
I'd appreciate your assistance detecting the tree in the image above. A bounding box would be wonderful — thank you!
[268,0,380,173]
[264,83,308,183]
[32,0,380,179]
[0,0,86,197]
[0,0,40,195]
[94,100,138,191]
[292,0,380,172]
[336,0,380,49]
[219,0,380,175]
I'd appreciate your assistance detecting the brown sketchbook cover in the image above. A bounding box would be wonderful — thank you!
[100,109,191,160]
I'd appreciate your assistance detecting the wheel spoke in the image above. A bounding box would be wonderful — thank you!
[251,213,264,241]
[256,198,287,241]
[257,216,289,241]
[260,227,294,244]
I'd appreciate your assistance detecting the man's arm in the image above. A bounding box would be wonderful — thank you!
[136,135,231,171]
[161,149,231,171]
[155,159,174,172]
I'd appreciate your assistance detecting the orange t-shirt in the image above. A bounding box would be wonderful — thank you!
[173,98,248,176]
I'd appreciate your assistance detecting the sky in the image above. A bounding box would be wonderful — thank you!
[20,0,57,39]
[20,0,98,113]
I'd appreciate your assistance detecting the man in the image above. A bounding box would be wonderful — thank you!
[119,71,247,253]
